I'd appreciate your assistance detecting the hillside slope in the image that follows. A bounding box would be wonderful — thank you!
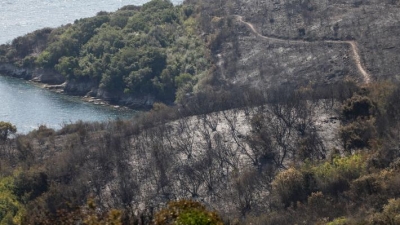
[1,0,400,224]
[199,0,400,90]
[1,0,399,108]
[1,80,400,224]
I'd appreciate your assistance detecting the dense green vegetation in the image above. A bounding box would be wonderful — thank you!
[1,0,209,104]
[0,175,25,224]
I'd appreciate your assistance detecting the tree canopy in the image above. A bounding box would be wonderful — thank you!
[0,121,17,141]
[2,0,209,103]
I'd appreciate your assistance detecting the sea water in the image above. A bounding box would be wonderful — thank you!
[0,0,181,133]
[0,75,136,133]
[0,0,182,44]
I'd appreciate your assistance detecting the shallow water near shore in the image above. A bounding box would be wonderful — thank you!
[0,75,135,133]
[0,0,184,133]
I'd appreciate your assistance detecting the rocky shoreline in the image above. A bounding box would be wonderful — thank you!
[0,62,155,110]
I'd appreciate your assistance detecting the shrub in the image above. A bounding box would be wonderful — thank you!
[0,121,17,142]
[0,176,25,224]
[312,154,366,196]
[327,217,349,225]
[29,125,56,145]
[340,118,377,152]
[153,199,223,225]
[350,170,393,197]
[348,169,400,210]
[15,136,33,162]
[26,198,122,225]
[369,198,400,224]
[307,192,331,217]
[12,170,48,203]
[272,168,307,207]
[341,95,376,121]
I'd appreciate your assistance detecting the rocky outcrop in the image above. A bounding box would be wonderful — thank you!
[63,80,155,109]
[117,94,155,109]
[31,68,65,84]
[96,88,155,109]
[0,63,32,80]
[0,63,65,84]
[64,79,98,96]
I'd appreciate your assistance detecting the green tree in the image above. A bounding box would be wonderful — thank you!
[55,56,79,78]
[0,175,25,225]
[0,122,17,141]
[370,198,400,224]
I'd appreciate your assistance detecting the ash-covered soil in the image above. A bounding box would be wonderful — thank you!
[208,0,400,89]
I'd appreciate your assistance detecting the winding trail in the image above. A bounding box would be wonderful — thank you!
[235,15,371,83]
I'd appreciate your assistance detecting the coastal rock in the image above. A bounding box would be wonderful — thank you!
[0,63,31,80]
[96,88,117,101]
[0,63,65,84]
[64,79,98,96]
[97,88,155,109]
[31,68,65,84]
[118,94,155,109]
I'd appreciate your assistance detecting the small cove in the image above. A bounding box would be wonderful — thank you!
[0,0,182,133]
[0,75,136,133]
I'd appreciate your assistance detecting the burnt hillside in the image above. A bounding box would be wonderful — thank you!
[198,0,400,91]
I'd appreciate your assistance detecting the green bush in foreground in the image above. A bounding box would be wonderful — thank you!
[0,176,25,225]
[369,198,400,224]
[153,199,223,225]
[312,154,366,196]
[272,154,367,208]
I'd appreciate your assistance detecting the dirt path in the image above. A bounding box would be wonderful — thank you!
[236,16,371,83]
